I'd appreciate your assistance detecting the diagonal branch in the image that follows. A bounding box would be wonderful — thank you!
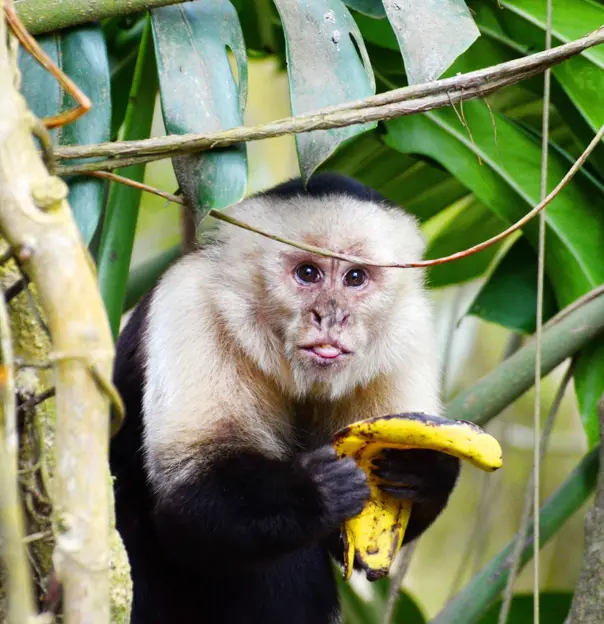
[14,0,195,35]
[53,26,604,175]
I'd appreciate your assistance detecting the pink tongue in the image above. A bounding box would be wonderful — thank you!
[312,345,341,358]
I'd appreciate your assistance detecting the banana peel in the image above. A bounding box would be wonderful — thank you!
[332,413,503,581]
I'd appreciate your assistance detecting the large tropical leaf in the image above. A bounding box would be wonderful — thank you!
[423,195,508,288]
[322,131,469,223]
[18,25,111,245]
[381,0,479,85]
[273,0,376,181]
[384,103,604,442]
[468,237,558,333]
[478,592,573,624]
[470,0,604,175]
[151,0,248,222]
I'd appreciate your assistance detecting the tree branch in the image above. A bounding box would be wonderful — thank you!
[0,280,36,623]
[565,397,604,624]
[1,10,115,622]
[53,26,604,175]
[446,286,604,427]
[14,0,194,36]
[90,124,604,272]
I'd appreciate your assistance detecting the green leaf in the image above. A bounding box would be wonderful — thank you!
[371,579,427,624]
[469,238,558,333]
[382,0,479,84]
[384,104,604,303]
[487,0,604,174]
[18,36,61,121]
[97,18,158,339]
[499,0,604,69]
[478,592,573,624]
[322,131,468,222]
[59,26,112,245]
[343,0,386,18]
[151,0,248,221]
[424,195,507,288]
[18,26,111,245]
[105,16,146,139]
[574,343,604,447]
[353,11,399,51]
[336,574,375,624]
[273,0,376,181]
[231,0,283,56]
[385,103,604,442]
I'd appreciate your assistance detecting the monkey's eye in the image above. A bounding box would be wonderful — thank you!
[295,263,322,284]
[344,268,367,288]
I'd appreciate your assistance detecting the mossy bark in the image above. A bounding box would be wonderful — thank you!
[0,255,132,622]
[0,11,131,621]
[565,398,604,624]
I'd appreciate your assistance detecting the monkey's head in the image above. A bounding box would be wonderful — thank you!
[211,189,431,400]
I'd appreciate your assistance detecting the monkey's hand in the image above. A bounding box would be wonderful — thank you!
[298,445,370,530]
[332,413,503,581]
[372,448,460,543]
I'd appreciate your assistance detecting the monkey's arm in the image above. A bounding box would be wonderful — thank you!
[150,446,369,568]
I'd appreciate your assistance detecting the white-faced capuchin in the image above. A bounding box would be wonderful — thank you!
[110,173,460,624]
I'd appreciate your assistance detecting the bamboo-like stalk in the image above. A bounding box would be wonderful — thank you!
[13,0,194,35]
[446,286,604,427]
[0,282,36,623]
[0,12,114,623]
[431,447,600,624]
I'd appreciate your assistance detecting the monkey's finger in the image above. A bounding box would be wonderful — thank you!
[378,484,432,503]
[371,469,424,487]
[315,457,363,481]
[299,445,338,469]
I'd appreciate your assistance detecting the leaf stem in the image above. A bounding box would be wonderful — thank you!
[14,0,194,35]
[96,17,158,339]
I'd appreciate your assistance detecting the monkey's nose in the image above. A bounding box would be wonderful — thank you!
[310,309,349,329]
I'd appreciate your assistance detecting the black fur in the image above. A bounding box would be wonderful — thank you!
[257,172,395,207]
[109,174,460,624]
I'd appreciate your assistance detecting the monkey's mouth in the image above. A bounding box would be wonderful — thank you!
[298,342,351,364]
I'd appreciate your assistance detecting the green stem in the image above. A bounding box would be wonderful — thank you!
[446,289,604,426]
[431,447,600,624]
[124,244,182,311]
[14,0,192,36]
[97,17,157,339]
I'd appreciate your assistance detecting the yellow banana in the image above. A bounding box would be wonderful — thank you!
[332,413,503,581]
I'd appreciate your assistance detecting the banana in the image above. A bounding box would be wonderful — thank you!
[332,413,503,581]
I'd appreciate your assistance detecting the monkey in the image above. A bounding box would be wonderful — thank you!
[110,173,460,624]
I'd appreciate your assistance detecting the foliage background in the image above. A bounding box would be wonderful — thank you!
[6,0,604,621]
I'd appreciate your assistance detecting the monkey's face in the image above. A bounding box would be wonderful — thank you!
[262,251,407,398]
[214,193,428,399]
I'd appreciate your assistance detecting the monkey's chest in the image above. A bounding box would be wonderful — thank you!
[290,401,344,451]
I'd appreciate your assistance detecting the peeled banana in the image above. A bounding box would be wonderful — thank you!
[331,413,503,581]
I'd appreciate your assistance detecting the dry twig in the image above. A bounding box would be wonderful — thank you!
[54,26,604,175]
[89,123,604,271]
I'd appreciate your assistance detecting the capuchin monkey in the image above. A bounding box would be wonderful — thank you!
[110,173,460,624]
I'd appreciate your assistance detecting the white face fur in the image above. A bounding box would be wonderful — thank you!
[205,192,430,401]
